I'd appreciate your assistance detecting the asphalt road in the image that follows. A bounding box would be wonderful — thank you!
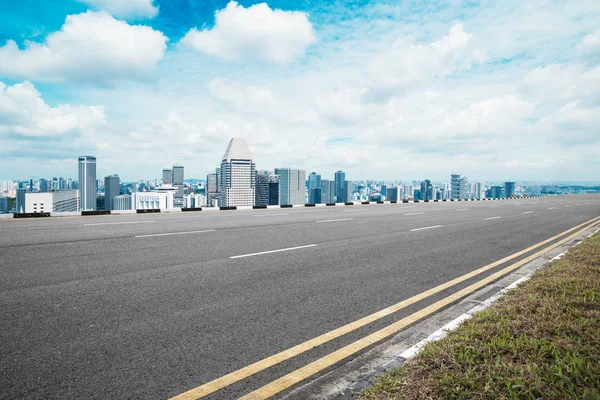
[1,195,599,399]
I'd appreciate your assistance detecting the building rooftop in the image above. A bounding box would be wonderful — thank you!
[222,137,253,161]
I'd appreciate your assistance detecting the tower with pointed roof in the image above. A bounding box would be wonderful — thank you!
[220,137,256,207]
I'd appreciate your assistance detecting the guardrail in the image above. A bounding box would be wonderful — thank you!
[7,196,546,219]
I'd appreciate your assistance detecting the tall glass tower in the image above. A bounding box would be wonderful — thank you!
[78,156,97,211]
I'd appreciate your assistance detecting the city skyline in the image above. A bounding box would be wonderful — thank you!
[1,1,599,181]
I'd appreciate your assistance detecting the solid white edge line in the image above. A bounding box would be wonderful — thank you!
[84,220,155,226]
[485,216,502,220]
[523,211,534,214]
[410,225,442,232]
[251,213,289,217]
[135,230,215,238]
[316,218,353,223]
[455,209,469,211]
[230,244,317,259]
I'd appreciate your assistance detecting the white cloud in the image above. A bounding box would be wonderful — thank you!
[208,79,276,113]
[181,1,316,65]
[0,81,105,139]
[364,24,472,101]
[77,0,158,19]
[0,11,167,84]
[577,31,600,65]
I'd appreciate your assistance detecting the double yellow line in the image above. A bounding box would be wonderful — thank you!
[172,216,600,400]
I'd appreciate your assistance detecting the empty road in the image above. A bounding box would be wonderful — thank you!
[1,195,599,399]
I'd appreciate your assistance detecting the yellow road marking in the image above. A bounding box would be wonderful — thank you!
[170,216,600,400]
[240,216,600,399]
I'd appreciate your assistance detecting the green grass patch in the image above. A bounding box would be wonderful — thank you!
[360,232,600,400]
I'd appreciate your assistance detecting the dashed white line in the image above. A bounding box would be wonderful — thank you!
[84,220,155,226]
[523,211,534,214]
[135,230,215,238]
[230,244,317,259]
[410,225,442,232]
[489,206,499,208]
[485,216,502,220]
[548,207,556,210]
[316,218,353,223]
[456,209,469,211]
[404,212,425,216]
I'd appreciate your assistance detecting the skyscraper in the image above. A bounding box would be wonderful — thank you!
[0,196,7,214]
[334,171,345,202]
[321,179,332,203]
[162,169,172,185]
[387,187,399,201]
[78,156,97,211]
[104,174,120,210]
[504,182,516,198]
[172,165,184,185]
[255,171,280,206]
[206,172,218,206]
[475,181,486,199]
[16,188,26,213]
[451,173,468,200]
[220,137,255,207]
[421,179,433,201]
[172,165,184,208]
[275,168,306,205]
[307,172,322,204]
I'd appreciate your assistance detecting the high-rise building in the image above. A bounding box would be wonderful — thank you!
[334,171,346,202]
[78,156,97,211]
[206,172,219,207]
[504,182,516,198]
[451,173,469,200]
[39,178,48,192]
[172,165,185,207]
[104,174,120,210]
[16,188,26,213]
[320,179,332,203]
[421,179,433,200]
[0,196,7,214]
[340,180,352,203]
[162,169,172,185]
[474,181,486,199]
[310,187,322,204]
[255,171,280,206]
[387,187,399,201]
[275,168,306,205]
[220,137,256,207]
[307,172,321,204]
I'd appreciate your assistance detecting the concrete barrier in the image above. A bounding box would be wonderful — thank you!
[14,212,51,218]
[137,209,160,213]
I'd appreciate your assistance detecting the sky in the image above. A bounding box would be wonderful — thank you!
[0,0,599,182]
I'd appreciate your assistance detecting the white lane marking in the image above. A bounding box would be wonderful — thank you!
[251,213,289,217]
[410,225,442,232]
[548,207,556,210]
[404,212,425,216]
[565,205,571,207]
[485,216,502,220]
[489,206,499,208]
[84,220,155,226]
[456,209,469,211]
[523,211,534,214]
[230,244,317,259]
[135,230,215,238]
[316,218,353,223]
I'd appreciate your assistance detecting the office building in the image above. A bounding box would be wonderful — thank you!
[78,156,97,211]
[162,169,172,185]
[184,194,206,208]
[307,172,321,204]
[23,190,80,213]
[421,179,433,201]
[387,187,399,201]
[310,187,322,204]
[334,171,345,202]
[16,188,26,213]
[340,180,352,203]
[113,194,132,210]
[172,165,185,208]
[220,137,256,207]
[275,168,305,205]
[320,179,332,203]
[505,182,516,198]
[255,172,280,206]
[104,174,120,210]
[0,196,7,214]
[451,173,469,200]
[474,181,486,199]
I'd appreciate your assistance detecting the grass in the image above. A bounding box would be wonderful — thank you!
[360,232,600,400]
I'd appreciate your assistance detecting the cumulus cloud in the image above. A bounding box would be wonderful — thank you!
[577,31,600,65]
[0,11,167,84]
[0,81,105,139]
[364,24,472,101]
[77,0,158,19]
[181,1,316,65]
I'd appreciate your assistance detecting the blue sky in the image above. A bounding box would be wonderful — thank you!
[0,0,599,182]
